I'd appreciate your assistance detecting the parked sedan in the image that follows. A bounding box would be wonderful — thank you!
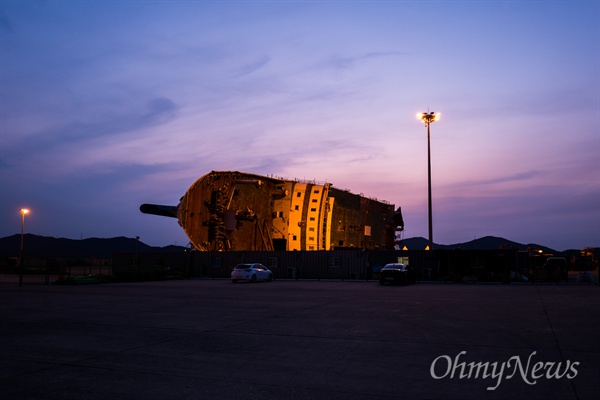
[379,263,415,285]
[231,263,274,283]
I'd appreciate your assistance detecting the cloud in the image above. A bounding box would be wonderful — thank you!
[431,189,600,250]
[0,95,182,190]
[328,51,405,70]
[10,96,178,151]
[142,97,179,125]
[231,54,271,78]
[451,170,546,188]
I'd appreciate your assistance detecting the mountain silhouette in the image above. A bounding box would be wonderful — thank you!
[398,235,558,253]
[0,234,186,259]
[0,234,588,259]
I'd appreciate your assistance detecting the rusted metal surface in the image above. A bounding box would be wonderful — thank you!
[142,170,403,251]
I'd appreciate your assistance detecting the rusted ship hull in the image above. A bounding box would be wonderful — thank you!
[141,171,404,251]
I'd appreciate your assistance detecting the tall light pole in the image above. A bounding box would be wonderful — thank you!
[417,111,440,250]
[19,208,30,286]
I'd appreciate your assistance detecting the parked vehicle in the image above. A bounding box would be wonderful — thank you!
[379,263,415,285]
[231,263,273,283]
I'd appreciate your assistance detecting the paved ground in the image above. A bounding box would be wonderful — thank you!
[0,279,598,400]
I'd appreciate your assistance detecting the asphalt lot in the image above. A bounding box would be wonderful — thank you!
[0,279,598,400]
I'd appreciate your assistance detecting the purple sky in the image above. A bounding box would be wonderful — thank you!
[1,1,598,251]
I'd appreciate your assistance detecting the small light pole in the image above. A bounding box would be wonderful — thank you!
[19,208,30,286]
[417,111,441,250]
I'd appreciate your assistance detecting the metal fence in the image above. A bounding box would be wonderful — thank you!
[182,249,521,282]
[8,249,596,284]
[0,257,114,285]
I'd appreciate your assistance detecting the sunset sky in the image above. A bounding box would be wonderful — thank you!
[1,1,598,251]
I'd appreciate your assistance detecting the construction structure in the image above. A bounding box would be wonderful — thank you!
[141,171,404,251]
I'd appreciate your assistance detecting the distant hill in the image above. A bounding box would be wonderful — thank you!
[0,234,593,259]
[0,234,187,259]
[398,235,559,253]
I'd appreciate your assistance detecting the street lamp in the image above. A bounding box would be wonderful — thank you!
[417,111,441,250]
[19,208,30,286]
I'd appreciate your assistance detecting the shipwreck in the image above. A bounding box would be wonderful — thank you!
[141,170,404,251]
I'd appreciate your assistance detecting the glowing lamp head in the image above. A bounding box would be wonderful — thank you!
[417,111,441,125]
[20,208,29,215]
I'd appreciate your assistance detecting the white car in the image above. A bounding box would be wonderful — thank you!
[231,263,274,283]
